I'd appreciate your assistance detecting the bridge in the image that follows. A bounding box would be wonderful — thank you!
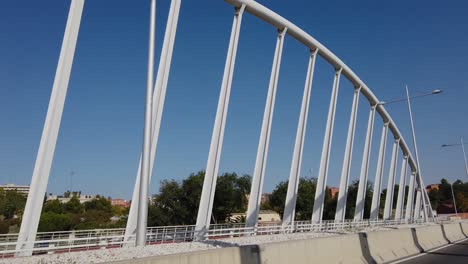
[2,0,463,262]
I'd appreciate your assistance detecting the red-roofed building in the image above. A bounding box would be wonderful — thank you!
[111,199,130,208]
[329,187,339,198]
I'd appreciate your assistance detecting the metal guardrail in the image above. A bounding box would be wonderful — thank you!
[0,219,431,258]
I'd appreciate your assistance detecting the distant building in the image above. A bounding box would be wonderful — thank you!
[257,210,281,223]
[0,184,30,196]
[261,193,271,204]
[329,187,339,198]
[228,210,281,224]
[426,184,440,192]
[46,193,96,204]
[111,199,130,208]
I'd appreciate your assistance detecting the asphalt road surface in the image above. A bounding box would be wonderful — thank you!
[400,239,468,264]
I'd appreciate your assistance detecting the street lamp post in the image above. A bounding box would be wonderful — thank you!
[461,137,468,178]
[405,85,429,222]
[450,182,458,215]
[382,87,442,222]
[441,137,468,180]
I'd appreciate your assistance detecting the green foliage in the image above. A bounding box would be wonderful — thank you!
[269,178,318,221]
[267,181,287,218]
[344,180,373,219]
[0,189,26,219]
[84,196,112,213]
[64,196,84,214]
[148,171,251,226]
[0,221,9,234]
[38,212,72,232]
[212,172,251,223]
[43,199,64,214]
[426,178,468,213]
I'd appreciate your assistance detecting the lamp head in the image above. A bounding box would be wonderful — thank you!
[432,89,443,94]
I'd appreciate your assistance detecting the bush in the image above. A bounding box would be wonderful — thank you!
[38,212,72,232]
[0,221,9,234]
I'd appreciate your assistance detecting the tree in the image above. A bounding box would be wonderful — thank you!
[180,171,204,224]
[148,180,186,226]
[38,212,72,232]
[212,172,250,223]
[0,190,26,219]
[269,177,319,221]
[83,196,112,213]
[43,199,64,214]
[64,196,83,214]
[295,178,316,220]
[269,181,287,218]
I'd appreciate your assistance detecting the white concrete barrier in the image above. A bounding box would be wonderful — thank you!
[460,222,468,237]
[413,225,448,251]
[106,234,370,264]
[107,246,258,264]
[257,233,369,264]
[107,224,468,264]
[366,228,420,263]
[442,223,466,243]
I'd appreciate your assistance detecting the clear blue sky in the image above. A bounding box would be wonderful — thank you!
[1,0,467,199]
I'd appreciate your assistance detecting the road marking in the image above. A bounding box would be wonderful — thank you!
[390,238,468,264]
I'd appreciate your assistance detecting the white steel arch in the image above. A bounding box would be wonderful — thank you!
[224,0,433,226]
[15,0,436,255]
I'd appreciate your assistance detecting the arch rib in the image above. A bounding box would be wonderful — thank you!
[225,0,433,218]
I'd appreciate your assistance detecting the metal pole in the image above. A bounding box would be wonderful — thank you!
[195,5,245,240]
[383,139,400,220]
[405,171,416,221]
[311,68,342,224]
[395,156,408,220]
[246,28,287,228]
[16,0,85,256]
[282,49,318,226]
[125,0,181,246]
[136,0,156,247]
[370,122,389,220]
[406,86,429,222]
[335,86,361,222]
[460,137,468,179]
[450,183,458,215]
[354,105,376,221]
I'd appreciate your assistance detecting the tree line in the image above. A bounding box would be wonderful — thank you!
[1,172,468,234]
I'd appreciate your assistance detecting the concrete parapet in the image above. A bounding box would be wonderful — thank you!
[413,225,449,251]
[106,246,259,264]
[365,228,421,263]
[105,224,468,264]
[256,233,371,264]
[442,223,466,243]
[460,221,468,237]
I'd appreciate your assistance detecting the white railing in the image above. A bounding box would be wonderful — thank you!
[0,219,431,258]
